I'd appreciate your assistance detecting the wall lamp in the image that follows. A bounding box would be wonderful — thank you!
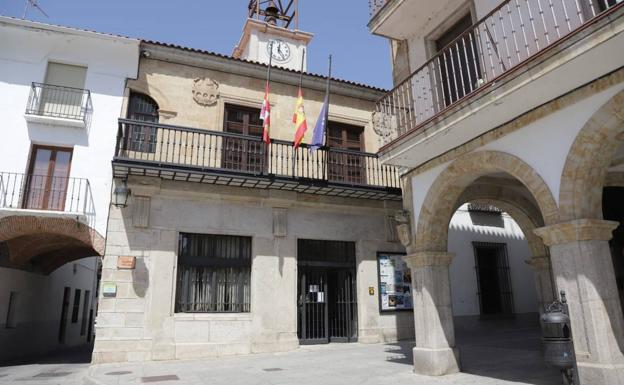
[113,178,131,208]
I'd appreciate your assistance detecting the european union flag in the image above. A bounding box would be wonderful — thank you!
[310,96,328,153]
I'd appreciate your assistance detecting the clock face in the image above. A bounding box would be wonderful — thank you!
[267,40,291,62]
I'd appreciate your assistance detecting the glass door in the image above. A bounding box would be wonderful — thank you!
[24,145,73,211]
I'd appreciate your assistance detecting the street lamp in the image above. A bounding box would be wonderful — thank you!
[113,179,131,208]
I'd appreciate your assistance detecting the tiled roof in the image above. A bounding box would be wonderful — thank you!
[144,39,388,93]
[0,15,387,93]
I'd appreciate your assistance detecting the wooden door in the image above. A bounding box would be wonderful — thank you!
[327,122,365,184]
[222,105,266,173]
[24,145,73,211]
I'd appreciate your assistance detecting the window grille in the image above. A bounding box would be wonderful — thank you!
[467,203,503,214]
[126,93,159,153]
[175,234,251,313]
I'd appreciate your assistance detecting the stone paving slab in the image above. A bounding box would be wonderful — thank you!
[84,341,562,385]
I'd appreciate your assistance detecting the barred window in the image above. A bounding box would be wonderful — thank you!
[175,234,251,313]
[126,92,159,153]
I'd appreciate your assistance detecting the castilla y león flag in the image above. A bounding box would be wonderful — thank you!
[260,81,271,144]
[292,87,308,149]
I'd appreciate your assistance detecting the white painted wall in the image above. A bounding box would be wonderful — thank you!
[0,17,139,236]
[448,205,537,316]
[0,257,99,360]
[0,17,139,360]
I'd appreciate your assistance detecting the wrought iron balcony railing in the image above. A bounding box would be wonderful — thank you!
[0,172,94,216]
[374,0,623,146]
[369,0,389,18]
[25,82,93,125]
[114,119,401,198]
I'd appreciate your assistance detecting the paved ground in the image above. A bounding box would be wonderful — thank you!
[0,320,562,385]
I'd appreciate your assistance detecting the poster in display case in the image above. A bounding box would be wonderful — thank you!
[377,252,412,312]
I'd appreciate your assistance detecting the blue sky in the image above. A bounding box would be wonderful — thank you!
[0,0,393,89]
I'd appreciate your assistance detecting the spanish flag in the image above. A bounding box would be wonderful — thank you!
[292,87,308,149]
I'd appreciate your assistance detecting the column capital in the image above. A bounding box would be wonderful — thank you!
[404,252,454,269]
[534,219,618,246]
[525,255,550,270]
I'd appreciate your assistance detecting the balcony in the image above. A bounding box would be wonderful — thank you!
[369,0,390,19]
[0,172,95,222]
[112,119,402,201]
[25,82,92,128]
[373,0,624,167]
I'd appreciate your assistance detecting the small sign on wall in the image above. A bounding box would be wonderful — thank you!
[102,282,117,297]
[369,287,375,296]
[117,256,136,270]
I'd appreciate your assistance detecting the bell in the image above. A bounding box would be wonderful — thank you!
[264,1,279,25]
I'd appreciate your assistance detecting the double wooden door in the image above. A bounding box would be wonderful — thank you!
[24,145,72,211]
[222,104,266,173]
[327,122,365,185]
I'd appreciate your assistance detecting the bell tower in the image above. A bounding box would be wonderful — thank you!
[233,1,313,72]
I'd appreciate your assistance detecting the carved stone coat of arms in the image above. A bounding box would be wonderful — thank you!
[192,78,219,106]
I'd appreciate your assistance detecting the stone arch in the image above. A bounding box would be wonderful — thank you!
[457,184,548,258]
[0,215,105,274]
[414,151,559,252]
[127,82,175,119]
[559,89,624,221]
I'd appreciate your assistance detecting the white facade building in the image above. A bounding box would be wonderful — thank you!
[0,16,139,361]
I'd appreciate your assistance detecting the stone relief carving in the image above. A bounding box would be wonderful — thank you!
[192,78,220,106]
[394,210,412,248]
[372,111,397,146]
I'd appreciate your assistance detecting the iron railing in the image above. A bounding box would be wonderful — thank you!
[0,172,94,216]
[374,0,623,145]
[114,119,401,190]
[25,82,92,125]
[369,0,390,17]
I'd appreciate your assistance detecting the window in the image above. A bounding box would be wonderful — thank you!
[222,104,266,173]
[25,145,73,211]
[71,289,81,323]
[5,292,19,329]
[327,122,365,184]
[126,92,159,153]
[434,13,481,107]
[80,290,90,336]
[40,62,88,119]
[175,234,251,313]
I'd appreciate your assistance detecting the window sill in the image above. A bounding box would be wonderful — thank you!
[173,312,252,322]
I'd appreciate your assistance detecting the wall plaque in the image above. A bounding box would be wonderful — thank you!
[117,256,136,270]
[102,282,117,297]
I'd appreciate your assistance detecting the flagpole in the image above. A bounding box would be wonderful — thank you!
[293,48,306,177]
[323,55,332,180]
[264,41,274,171]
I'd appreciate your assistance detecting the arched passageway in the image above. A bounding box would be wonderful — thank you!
[406,150,558,378]
[0,215,104,362]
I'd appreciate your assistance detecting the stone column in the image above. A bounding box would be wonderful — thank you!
[525,255,555,314]
[535,219,624,384]
[405,252,460,376]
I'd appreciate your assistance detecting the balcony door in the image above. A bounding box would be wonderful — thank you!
[435,13,481,108]
[327,122,365,185]
[24,145,73,211]
[41,62,87,119]
[222,104,266,173]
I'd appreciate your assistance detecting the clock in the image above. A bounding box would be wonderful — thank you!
[267,40,291,62]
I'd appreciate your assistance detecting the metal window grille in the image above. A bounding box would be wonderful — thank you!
[25,83,92,123]
[467,203,503,214]
[175,234,251,313]
[472,242,514,315]
[127,93,159,153]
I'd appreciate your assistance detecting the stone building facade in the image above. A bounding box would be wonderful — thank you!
[91,37,411,362]
[370,0,624,383]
